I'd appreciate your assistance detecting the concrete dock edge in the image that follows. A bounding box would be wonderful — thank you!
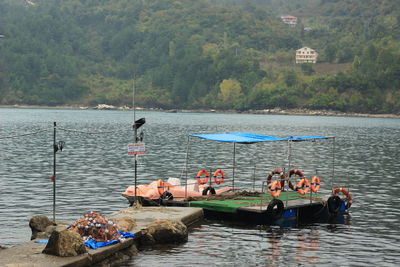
[0,206,204,267]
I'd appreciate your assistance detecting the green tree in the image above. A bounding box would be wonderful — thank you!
[283,70,298,87]
[218,79,243,108]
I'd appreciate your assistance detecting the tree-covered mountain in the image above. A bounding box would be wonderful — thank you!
[0,0,399,113]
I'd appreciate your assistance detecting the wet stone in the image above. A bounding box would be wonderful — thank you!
[29,215,54,240]
[42,230,87,257]
[111,216,136,232]
[136,219,188,247]
[35,223,70,240]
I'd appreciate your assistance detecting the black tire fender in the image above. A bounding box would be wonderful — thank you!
[202,186,216,195]
[267,198,284,220]
[327,195,342,214]
[160,191,174,200]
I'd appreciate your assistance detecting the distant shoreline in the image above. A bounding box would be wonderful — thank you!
[1,104,399,119]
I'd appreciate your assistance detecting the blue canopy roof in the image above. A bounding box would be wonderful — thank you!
[189,132,330,144]
[286,135,329,141]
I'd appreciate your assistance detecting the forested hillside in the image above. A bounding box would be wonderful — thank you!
[0,0,399,113]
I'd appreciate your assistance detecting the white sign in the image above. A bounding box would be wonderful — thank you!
[128,143,146,155]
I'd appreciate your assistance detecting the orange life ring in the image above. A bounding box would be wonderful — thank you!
[157,180,172,195]
[157,179,164,195]
[269,180,282,198]
[296,178,310,195]
[196,169,209,185]
[286,168,304,190]
[213,169,225,185]
[310,176,321,192]
[332,187,352,208]
[266,169,285,186]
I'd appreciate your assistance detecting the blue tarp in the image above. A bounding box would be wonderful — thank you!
[33,231,135,250]
[189,133,286,144]
[84,231,135,249]
[286,135,329,141]
[34,239,49,243]
[189,132,330,143]
[84,239,120,249]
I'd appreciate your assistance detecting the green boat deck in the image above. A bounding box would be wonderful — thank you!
[188,191,325,213]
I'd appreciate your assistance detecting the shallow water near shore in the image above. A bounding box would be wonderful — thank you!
[1,108,399,266]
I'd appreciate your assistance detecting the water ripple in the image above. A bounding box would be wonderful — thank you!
[1,109,400,266]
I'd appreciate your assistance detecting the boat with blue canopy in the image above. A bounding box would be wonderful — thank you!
[123,132,352,225]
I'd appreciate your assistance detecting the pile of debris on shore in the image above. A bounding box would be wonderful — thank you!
[68,211,122,242]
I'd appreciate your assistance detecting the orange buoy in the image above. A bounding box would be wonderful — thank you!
[213,169,225,185]
[157,179,164,195]
[310,176,321,192]
[332,187,352,208]
[269,180,282,198]
[296,178,310,195]
[196,169,209,185]
[266,169,285,186]
[287,168,304,190]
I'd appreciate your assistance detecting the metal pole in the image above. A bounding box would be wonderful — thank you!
[184,136,190,198]
[133,74,136,124]
[232,143,236,190]
[209,168,213,188]
[253,163,256,191]
[252,143,256,191]
[332,137,336,189]
[288,140,292,170]
[132,75,137,199]
[52,122,56,223]
[134,155,137,198]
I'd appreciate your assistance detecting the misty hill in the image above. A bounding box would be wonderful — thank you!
[0,0,399,113]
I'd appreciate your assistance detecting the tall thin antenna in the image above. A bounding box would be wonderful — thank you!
[132,74,138,199]
[132,74,136,124]
[53,122,57,223]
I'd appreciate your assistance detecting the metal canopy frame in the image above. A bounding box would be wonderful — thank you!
[183,133,335,194]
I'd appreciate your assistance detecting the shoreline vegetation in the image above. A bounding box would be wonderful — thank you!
[1,1,399,114]
[1,104,399,119]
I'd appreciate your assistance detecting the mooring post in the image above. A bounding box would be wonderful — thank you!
[52,122,56,223]
[134,155,137,198]
[184,135,190,199]
[232,143,236,190]
[134,127,137,199]
[132,75,137,200]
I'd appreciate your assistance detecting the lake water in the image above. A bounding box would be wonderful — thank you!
[0,108,399,266]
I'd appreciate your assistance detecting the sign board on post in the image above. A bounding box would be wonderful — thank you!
[128,143,146,155]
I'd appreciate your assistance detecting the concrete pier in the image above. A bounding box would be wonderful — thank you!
[0,206,203,267]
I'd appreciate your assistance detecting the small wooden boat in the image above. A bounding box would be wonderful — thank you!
[122,176,233,206]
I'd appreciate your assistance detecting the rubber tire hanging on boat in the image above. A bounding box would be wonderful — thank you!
[327,195,342,214]
[266,198,284,221]
[202,186,216,196]
[160,191,174,201]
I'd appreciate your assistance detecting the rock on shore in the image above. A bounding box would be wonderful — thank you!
[42,230,87,257]
[29,215,54,240]
[29,215,70,240]
[135,219,188,247]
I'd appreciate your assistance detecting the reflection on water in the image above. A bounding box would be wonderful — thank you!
[130,221,355,267]
[1,108,400,266]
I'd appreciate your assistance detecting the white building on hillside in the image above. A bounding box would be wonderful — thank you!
[281,15,298,27]
[296,47,318,64]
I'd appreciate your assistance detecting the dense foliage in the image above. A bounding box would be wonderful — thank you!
[0,0,399,113]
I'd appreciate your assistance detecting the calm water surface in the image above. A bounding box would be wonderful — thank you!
[1,108,399,266]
